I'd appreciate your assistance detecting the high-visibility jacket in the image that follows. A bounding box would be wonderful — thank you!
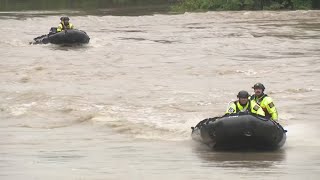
[225,100,265,117]
[57,22,74,32]
[250,94,278,121]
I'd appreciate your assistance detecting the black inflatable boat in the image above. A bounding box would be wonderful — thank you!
[191,114,287,150]
[30,27,90,45]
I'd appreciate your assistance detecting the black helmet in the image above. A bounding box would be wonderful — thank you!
[60,16,70,21]
[237,90,249,98]
[252,83,265,90]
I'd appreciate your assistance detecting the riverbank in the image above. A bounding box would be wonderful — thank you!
[1,10,320,180]
[172,0,318,12]
[1,0,318,16]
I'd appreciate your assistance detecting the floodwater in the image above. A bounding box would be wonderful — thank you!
[0,9,320,180]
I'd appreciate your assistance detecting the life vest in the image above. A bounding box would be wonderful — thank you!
[60,23,73,29]
[57,22,74,32]
[226,100,265,117]
[251,94,276,120]
[234,100,251,113]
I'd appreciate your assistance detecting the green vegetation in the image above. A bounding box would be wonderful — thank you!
[172,0,315,11]
[313,0,320,9]
[0,0,169,11]
[0,0,317,12]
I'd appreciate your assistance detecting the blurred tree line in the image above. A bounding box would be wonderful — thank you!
[0,0,170,11]
[313,0,320,9]
[0,0,318,11]
[173,0,319,11]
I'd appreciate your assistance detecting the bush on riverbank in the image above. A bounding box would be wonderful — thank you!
[171,0,313,11]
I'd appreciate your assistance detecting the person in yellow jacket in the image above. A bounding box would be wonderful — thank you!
[57,17,74,32]
[225,90,265,117]
[250,83,278,121]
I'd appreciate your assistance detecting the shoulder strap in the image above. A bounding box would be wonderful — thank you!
[60,22,65,30]
[234,101,240,113]
[248,100,252,110]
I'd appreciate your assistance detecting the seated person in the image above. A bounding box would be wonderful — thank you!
[57,17,74,32]
[251,83,278,121]
[225,90,265,117]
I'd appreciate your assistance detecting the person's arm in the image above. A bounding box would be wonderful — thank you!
[225,102,236,115]
[251,101,265,117]
[69,23,74,29]
[57,24,63,32]
[265,97,278,121]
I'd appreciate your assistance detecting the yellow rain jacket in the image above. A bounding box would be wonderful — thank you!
[57,22,74,32]
[251,94,278,121]
[225,100,265,117]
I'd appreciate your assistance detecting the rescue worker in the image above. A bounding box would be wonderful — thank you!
[250,83,278,121]
[225,90,265,117]
[57,16,74,32]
